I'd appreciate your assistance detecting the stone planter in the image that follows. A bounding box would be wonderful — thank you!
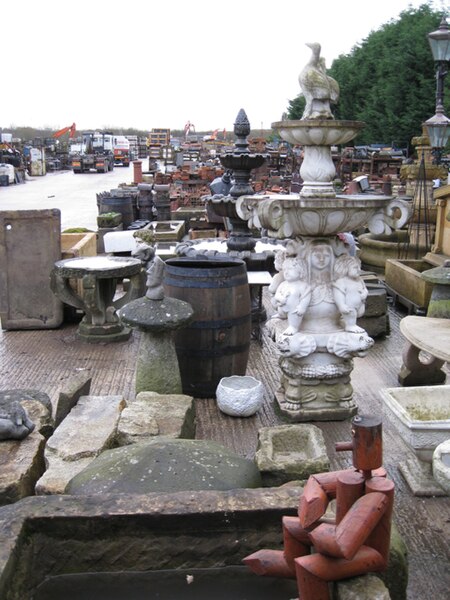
[381,385,450,496]
[381,386,450,462]
[148,220,185,242]
[358,231,424,272]
[385,259,434,311]
[61,232,97,260]
[216,376,264,417]
[255,424,329,486]
[61,232,98,305]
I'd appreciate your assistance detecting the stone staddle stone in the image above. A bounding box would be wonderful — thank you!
[421,261,450,318]
[120,296,194,395]
[120,296,193,333]
[65,438,262,495]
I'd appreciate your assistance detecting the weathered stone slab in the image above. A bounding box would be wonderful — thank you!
[53,372,92,428]
[0,209,63,329]
[255,424,330,486]
[337,574,391,599]
[66,438,262,495]
[0,433,46,506]
[35,395,125,495]
[116,392,195,445]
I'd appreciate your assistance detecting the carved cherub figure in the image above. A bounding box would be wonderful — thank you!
[332,255,368,333]
[272,257,311,335]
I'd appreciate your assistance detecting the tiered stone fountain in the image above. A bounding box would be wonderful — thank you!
[236,44,411,421]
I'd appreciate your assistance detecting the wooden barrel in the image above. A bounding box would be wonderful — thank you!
[98,195,134,230]
[163,258,251,398]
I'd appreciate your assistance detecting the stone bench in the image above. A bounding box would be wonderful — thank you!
[398,316,450,386]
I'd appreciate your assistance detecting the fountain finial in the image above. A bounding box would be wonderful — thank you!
[234,108,251,138]
[299,42,339,119]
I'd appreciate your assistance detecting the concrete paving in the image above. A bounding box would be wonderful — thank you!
[0,161,149,231]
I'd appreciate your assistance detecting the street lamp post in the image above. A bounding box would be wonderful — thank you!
[424,15,450,164]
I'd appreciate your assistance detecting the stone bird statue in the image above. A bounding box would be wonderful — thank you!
[299,43,339,120]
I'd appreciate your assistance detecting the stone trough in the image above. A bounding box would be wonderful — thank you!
[381,385,450,495]
[255,424,330,486]
[0,487,406,600]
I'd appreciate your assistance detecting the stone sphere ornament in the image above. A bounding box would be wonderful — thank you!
[216,376,264,417]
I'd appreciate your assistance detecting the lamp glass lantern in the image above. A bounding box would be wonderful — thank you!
[424,16,450,156]
[424,109,450,150]
[428,16,450,62]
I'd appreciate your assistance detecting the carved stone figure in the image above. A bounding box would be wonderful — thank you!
[332,255,368,332]
[326,331,374,358]
[272,257,311,335]
[145,255,166,300]
[299,43,339,120]
[267,237,371,416]
[132,241,155,265]
[0,401,35,441]
[132,241,156,297]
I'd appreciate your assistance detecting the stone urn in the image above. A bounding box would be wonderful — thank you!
[216,375,264,417]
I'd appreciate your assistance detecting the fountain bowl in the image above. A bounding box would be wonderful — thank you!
[271,120,365,146]
[380,386,450,462]
[237,194,410,238]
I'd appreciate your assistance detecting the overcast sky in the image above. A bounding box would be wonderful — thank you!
[3,0,443,133]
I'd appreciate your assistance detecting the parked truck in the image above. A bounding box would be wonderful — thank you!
[70,131,115,173]
[113,135,131,166]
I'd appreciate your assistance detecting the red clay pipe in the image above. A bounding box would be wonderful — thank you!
[243,549,294,578]
[296,544,386,582]
[282,516,310,572]
[298,476,329,528]
[335,470,365,524]
[333,492,389,560]
[364,477,395,562]
[335,441,353,452]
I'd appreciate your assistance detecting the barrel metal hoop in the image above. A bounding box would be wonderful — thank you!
[176,342,250,358]
[164,275,248,289]
[185,315,251,329]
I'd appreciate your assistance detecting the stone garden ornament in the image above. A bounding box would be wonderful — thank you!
[0,400,35,441]
[236,44,411,421]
